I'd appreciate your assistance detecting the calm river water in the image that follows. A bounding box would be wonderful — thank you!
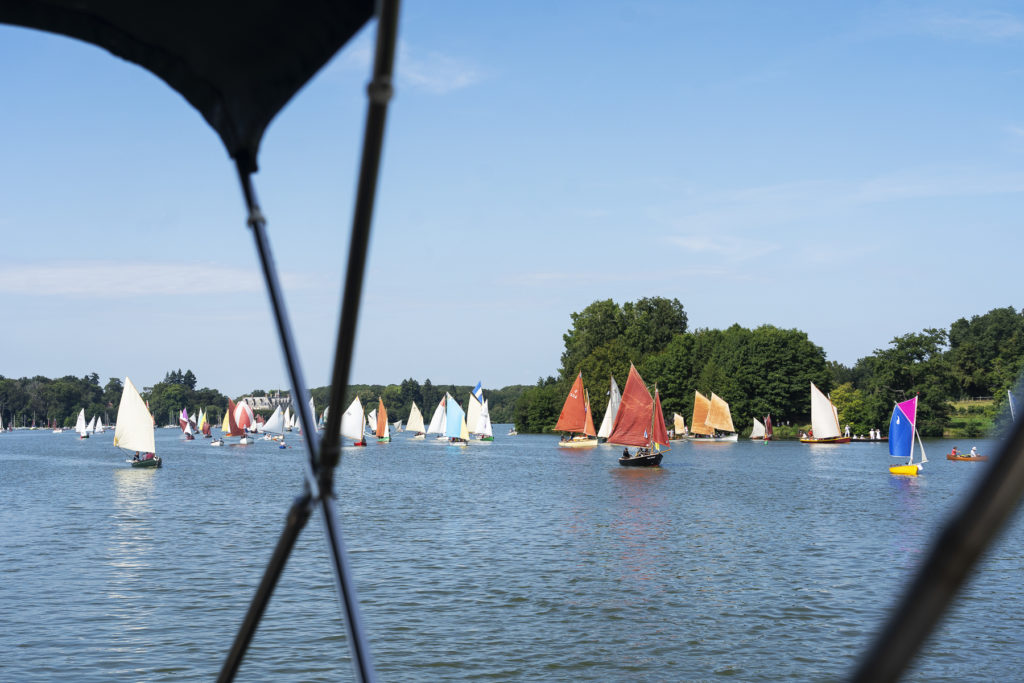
[1,428,1021,681]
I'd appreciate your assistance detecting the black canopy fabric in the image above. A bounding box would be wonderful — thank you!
[0,0,375,171]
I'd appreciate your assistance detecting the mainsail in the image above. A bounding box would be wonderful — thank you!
[113,377,156,454]
[597,375,621,439]
[445,393,465,439]
[427,396,446,435]
[555,373,596,436]
[263,405,285,434]
[376,398,389,439]
[809,382,841,439]
[706,393,735,433]
[673,413,686,435]
[341,397,365,443]
[479,399,493,438]
[407,402,426,434]
[751,417,766,439]
[690,392,713,436]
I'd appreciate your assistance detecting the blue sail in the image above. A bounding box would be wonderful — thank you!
[888,404,913,459]
[445,396,465,439]
[472,381,484,403]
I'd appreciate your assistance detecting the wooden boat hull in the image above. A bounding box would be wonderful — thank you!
[947,454,988,462]
[889,463,920,476]
[686,434,738,442]
[799,436,851,444]
[558,437,598,449]
[129,457,162,468]
[619,451,663,467]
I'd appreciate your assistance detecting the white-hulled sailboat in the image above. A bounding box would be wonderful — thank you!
[407,402,426,439]
[75,409,89,439]
[555,373,598,448]
[375,398,390,443]
[114,377,160,467]
[686,391,738,442]
[341,397,367,446]
[596,375,621,443]
[800,382,850,444]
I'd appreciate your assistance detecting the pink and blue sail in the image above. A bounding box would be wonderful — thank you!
[888,396,918,459]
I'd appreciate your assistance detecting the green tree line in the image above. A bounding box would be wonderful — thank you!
[514,298,1024,438]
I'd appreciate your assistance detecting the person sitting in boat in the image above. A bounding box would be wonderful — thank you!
[951,446,958,457]
[143,452,154,460]
[970,446,978,457]
[622,448,629,458]
[132,452,140,461]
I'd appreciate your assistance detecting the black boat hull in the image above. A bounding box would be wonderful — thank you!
[618,452,663,467]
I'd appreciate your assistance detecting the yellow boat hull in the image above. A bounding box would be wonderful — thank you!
[889,464,920,476]
[558,437,598,449]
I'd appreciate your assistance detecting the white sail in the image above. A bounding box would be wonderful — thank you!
[810,382,841,439]
[341,397,365,443]
[367,408,377,429]
[427,396,446,434]
[407,402,426,433]
[94,415,105,434]
[751,417,765,439]
[263,406,285,434]
[392,420,402,431]
[308,397,316,431]
[75,409,88,436]
[113,377,156,454]
[86,415,97,434]
[466,394,482,433]
[597,376,621,439]
[480,399,493,437]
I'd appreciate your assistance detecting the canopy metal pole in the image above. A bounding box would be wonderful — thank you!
[851,416,1024,682]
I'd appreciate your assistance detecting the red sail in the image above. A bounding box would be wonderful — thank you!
[765,415,773,439]
[607,364,654,447]
[227,399,245,437]
[584,392,596,437]
[651,389,670,448]
[555,373,588,433]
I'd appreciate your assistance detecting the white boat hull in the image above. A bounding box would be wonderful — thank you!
[685,433,738,442]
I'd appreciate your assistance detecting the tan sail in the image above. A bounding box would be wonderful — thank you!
[690,391,713,436]
[706,393,735,433]
[673,413,686,435]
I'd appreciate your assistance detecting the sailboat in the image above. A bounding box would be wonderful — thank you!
[94,415,105,434]
[596,375,621,443]
[750,415,774,441]
[86,415,97,435]
[466,383,494,441]
[478,399,494,441]
[888,396,927,476]
[444,392,469,445]
[341,396,367,446]
[673,413,687,439]
[113,377,160,468]
[179,408,196,440]
[212,408,230,446]
[800,382,850,443]
[555,372,598,448]
[75,409,89,439]
[608,364,670,467]
[375,398,390,442]
[426,395,447,440]
[406,401,426,439]
[686,391,738,442]
[262,405,285,440]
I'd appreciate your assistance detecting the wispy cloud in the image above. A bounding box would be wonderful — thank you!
[0,262,310,297]
[331,35,483,94]
[870,7,1024,42]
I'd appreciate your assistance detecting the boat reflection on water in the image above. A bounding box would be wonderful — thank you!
[107,469,157,600]
[609,466,671,583]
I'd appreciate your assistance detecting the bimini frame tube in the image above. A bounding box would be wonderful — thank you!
[219,1,400,681]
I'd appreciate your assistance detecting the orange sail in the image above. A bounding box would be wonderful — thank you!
[607,364,655,447]
[651,389,670,448]
[555,373,590,434]
[690,391,713,436]
[583,391,596,437]
[376,398,388,438]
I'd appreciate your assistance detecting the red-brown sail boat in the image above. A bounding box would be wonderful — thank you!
[555,372,598,448]
[607,364,670,467]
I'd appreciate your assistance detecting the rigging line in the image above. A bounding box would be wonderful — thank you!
[319,0,399,487]
[850,415,1024,682]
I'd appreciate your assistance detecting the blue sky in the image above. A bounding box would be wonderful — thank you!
[2,1,1023,397]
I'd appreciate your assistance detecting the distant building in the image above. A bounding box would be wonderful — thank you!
[241,391,291,412]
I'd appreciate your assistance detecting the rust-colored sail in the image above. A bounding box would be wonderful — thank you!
[652,389,670,448]
[690,391,713,436]
[584,391,596,437]
[376,399,388,438]
[706,393,735,433]
[607,364,655,447]
[555,373,588,433]
[227,399,245,437]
